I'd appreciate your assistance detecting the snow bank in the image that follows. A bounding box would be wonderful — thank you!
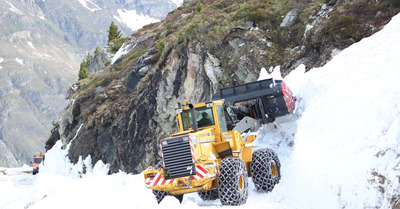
[279,13,400,208]
[257,66,283,81]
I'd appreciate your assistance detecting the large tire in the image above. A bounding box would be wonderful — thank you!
[251,148,281,192]
[152,190,169,204]
[198,189,219,201]
[33,167,39,175]
[218,157,248,206]
[151,161,183,204]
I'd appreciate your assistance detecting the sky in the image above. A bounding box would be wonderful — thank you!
[1,11,400,209]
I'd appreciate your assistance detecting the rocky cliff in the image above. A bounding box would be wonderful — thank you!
[0,0,182,167]
[58,0,400,174]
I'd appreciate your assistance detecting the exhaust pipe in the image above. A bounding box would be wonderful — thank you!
[188,103,198,132]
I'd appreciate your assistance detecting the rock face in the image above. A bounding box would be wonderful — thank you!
[280,9,302,28]
[0,0,182,167]
[56,0,400,175]
[87,48,114,73]
[63,41,239,173]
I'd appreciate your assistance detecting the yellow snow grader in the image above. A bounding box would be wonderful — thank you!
[143,78,296,205]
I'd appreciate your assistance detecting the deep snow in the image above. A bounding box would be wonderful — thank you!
[1,12,400,209]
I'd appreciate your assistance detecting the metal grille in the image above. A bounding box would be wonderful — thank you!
[161,136,195,179]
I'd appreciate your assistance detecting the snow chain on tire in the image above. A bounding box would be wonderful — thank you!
[218,157,248,206]
[152,189,169,204]
[150,161,183,204]
[198,189,219,201]
[151,161,184,203]
[251,148,281,192]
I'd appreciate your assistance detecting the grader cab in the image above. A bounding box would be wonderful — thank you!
[143,78,296,205]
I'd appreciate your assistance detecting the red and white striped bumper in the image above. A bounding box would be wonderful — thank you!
[144,163,216,189]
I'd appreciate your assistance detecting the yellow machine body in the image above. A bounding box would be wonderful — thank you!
[143,100,257,195]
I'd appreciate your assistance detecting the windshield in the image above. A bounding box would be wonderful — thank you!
[182,106,215,130]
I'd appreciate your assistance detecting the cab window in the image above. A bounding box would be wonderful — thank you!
[196,107,214,128]
[217,105,227,132]
[34,158,43,164]
[181,106,215,130]
[182,110,191,130]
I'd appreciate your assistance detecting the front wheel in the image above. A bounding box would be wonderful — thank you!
[152,161,168,204]
[251,148,281,192]
[152,190,169,204]
[218,157,248,206]
[151,161,183,204]
[32,168,38,175]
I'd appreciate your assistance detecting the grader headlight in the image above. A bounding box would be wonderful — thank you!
[146,173,155,178]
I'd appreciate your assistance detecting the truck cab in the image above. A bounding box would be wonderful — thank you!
[173,100,228,140]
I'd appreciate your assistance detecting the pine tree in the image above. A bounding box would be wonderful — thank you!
[196,1,203,13]
[78,59,88,80]
[94,46,100,55]
[108,21,122,43]
[86,52,93,64]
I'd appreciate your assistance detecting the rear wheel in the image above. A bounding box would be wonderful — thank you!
[198,189,219,201]
[218,157,248,206]
[251,148,281,192]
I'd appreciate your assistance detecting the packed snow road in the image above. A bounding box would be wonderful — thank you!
[0,167,36,209]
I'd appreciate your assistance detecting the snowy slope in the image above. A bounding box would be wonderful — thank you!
[170,0,184,7]
[1,13,400,209]
[113,0,184,31]
[114,9,160,31]
[281,12,400,208]
[77,0,102,12]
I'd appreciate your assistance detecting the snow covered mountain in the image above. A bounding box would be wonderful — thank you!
[0,0,183,167]
[1,11,399,209]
